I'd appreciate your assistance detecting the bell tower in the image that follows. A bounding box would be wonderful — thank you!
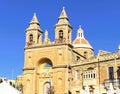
[55,7,72,43]
[25,13,43,46]
[23,8,75,94]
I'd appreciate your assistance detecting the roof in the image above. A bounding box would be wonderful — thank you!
[59,7,68,20]
[30,13,39,24]
[26,13,42,32]
[0,81,21,94]
[73,38,93,49]
[73,38,89,44]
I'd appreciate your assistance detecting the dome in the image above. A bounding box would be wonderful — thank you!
[73,27,93,49]
[73,37,93,49]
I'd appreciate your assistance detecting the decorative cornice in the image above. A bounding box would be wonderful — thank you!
[53,65,69,69]
[23,67,35,71]
[55,23,72,29]
[24,43,73,50]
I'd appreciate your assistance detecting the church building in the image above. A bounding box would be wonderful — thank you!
[22,7,120,94]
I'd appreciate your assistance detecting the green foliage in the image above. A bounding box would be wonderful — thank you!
[47,87,54,94]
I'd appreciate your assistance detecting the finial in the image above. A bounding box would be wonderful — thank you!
[58,6,68,20]
[45,30,48,33]
[118,45,120,51]
[34,12,36,16]
[79,25,81,29]
[29,12,40,25]
[63,6,65,10]
[45,30,48,37]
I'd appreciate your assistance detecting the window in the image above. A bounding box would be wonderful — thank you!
[84,52,87,58]
[79,33,80,37]
[59,30,63,39]
[83,70,96,79]
[117,67,120,78]
[68,30,70,40]
[81,33,83,37]
[78,32,82,38]
[78,33,81,37]
[37,35,40,43]
[108,67,114,80]
[29,34,33,42]
[75,70,80,80]
[45,63,52,67]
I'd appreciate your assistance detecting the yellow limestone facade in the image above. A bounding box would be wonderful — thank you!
[23,7,120,94]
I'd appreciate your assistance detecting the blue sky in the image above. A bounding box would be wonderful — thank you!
[0,0,120,79]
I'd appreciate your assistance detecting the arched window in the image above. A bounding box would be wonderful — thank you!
[29,34,33,42]
[45,63,52,67]
[59,30,63,39]
[68,30,70,40]
[37,35,40,43]
[81,33,83,37]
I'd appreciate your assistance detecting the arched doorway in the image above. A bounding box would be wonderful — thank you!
[37,58,53,94]
[43,82,50,94]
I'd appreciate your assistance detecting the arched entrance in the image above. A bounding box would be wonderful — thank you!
[37,58,53,94]
[43,82,51,94]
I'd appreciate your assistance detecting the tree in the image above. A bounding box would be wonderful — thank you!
[47,87,55,94]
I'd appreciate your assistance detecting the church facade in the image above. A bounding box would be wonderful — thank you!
[22,7,120,94]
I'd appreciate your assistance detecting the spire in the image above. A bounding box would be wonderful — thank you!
[26,13,42,32]
[45,30,48,39]
[44,30,51,44]
[56,7,70,25]
[79,25,81,29]
[30,13,39,25]
[59,7,68,20]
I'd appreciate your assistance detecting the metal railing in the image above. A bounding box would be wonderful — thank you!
[26,41,34,46]
[55,38,66,43]
[104,78,120,89]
